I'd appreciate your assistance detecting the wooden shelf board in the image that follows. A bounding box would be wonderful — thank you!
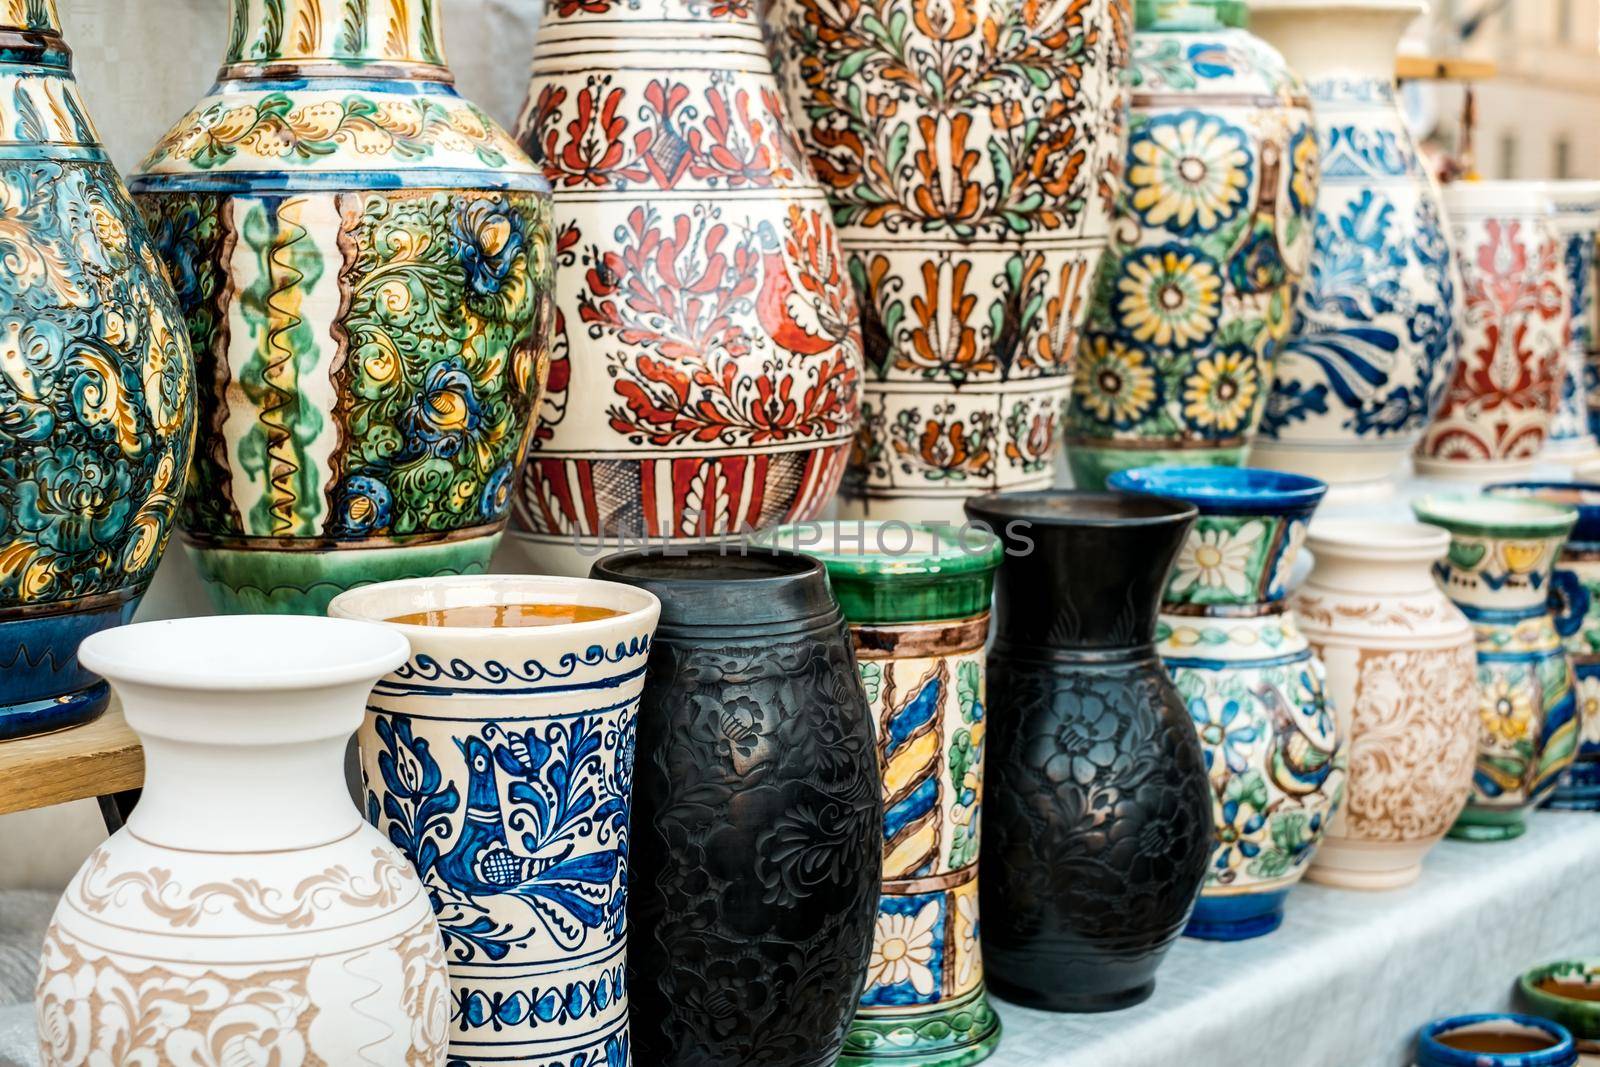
[1397,55,1498,81]
[0,698,142,816]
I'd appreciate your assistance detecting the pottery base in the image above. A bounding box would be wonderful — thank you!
[986,972,1155,1015]
[505,530,760,578]
[840,987,1002,1067]
[1543,758,1600,811]
[0,595,138,740]
[1542,436,1600,469]
[1412,454,1540,482]
[1246,441,1408,491]
[1447,807,1527,842]
[187,535,500,615]
[1064,444,1245,492]
[1306,837,1437,891]
[1184,889,1289,941]
[0,680,110,741]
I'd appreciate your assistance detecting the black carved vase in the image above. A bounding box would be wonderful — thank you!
[590,547,882,1066]
[963,492,1213,1013]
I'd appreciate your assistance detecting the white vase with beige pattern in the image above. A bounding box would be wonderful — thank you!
[36,616,449,1067]
[1293,521,1479,890]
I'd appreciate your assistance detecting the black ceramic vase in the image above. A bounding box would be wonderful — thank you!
[591,548,882,1066]
[963,492,1213,1013]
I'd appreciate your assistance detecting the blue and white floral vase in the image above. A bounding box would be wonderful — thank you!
[1543,184,1600,468]
[1066,0,1318,488]
[1110,466,1344,940]
[1248,0,1460,499]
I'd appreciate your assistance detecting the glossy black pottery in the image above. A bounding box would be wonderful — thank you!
[591,547,882,1066]
[964,492,1213,1013]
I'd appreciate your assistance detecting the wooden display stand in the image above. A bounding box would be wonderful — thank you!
[0,699,142,822]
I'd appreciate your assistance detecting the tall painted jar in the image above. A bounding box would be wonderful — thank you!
[1417,184,1570,480]
[508,1,863,575]
[774,0,1131,519]
[1065,0,1319,488]
[1110,467,1344,940]
[1543,185,1600,468]
[1249,0,1460,499]
[1292,521,1478,891]
[964,492,1213,1012]
[329,574,661,1066]
[0,0,196,739]
[132,0,554,615]
[1486,482,1600,812]
[1411,495,1580,841]
[770,523,1004,1066]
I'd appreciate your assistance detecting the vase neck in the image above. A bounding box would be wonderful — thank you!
[0,0,60,36]
[223,0,448,75]
[1252,5,1413,86]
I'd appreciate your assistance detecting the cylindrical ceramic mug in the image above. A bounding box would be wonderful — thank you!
[329,575,661,1067]
[1415,1014,1577,1067]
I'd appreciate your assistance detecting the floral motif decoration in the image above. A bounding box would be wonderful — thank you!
[1470,653,1577,806]
[1163,514,1305,608]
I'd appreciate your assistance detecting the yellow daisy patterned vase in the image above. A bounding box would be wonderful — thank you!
[1068,0,1318,488]
[0,0,197,739]
[1413,494,1582,841]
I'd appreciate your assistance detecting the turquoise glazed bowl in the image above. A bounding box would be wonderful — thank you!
[1416,1013,1576,1067]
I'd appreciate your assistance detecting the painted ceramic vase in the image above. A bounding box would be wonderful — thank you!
[1521,960,1600,1064]
[329,575,661,1066]
[964,491,1212,1012]
[774,0,1130,519]
[1249,0,1460,497]
[1415,1015,1578,1067]
[766,522,1004,1067]
[1064,0,1318,488]
[507,2,863,575]
[590,548,880,1066]
[37,616,450,1066]
[1411,495,1580,842]
[1486,482,1600,811]
[0,0,197,740]
[1543,185,1600,467]
[132,0,554,614]
[1110,466,1343,940]
[1416,184,1570,480]
[1293,521,1477,891]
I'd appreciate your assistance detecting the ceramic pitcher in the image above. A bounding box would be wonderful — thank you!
[1065,0,1318,488]
[1294,521,1478,890]
[1543,184,1600,468]
[1412,495,1580,841]
[38,616,449,1066]
[330,574,661,1065]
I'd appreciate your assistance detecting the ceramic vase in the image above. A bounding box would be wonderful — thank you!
[37,616,450,1066]
[773,0,1130,519]
[0,1,197,739]
[506,2,863,575]
[1543,185,1600,467]
[1064,0,1318,488]
[1415,1015,1578,1067]
[1415,183,1570,480]
[963,491,1212,1012]
[132,0,554,615]
[1486,482,1600,811]
[589,547,880,1066]
[1521,960,1600,1064]
[768,522,1004,1067]
[1411,495,1580,841]
[1248,0,1460,499]
[1293,521,1478,890]
[329,574,661,1066]
[1110,466,1343,940]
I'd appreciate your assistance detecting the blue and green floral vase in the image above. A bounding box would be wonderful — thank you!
[1486,482,1600,811]
[1412,495,1580,841]
[1067,0,1318,488]
[1110,466,1343,940]
[0,0,197,738]
[131,0,553,614]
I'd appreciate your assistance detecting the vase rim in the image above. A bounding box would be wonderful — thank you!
[1307,519,1449,559]
[1519,961,1600,1037]
[1412,494,1578,538]
[1486,482,1600,543]
[754,521,1003,579]
[591,546,838,630]
[1416,1013,1576,1067]
[1108,466,1328,516]
[328,573,661,638]
[78,616,410,693]
[965,490,1199,529]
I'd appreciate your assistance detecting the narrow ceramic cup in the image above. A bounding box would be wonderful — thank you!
[1521,960,1600,1063]
[1415,1013,1577,1067]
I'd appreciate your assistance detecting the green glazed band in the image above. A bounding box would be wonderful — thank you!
[1136,0,1249,31]
[1519,960,1600,1045]
[1412,494,1579,540]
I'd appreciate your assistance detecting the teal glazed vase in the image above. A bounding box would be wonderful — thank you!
[131,0,554,615]
[1066,0,1317,488]
[764,523,1004,1067]
[1412,495,1580,841]
[1521,960,1600,1061]
[1110,466,1343,941]
[0,0,197,738]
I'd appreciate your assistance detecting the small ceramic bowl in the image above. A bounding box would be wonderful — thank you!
[1521,960,1600,1062]
[1416,1013,1577,1067]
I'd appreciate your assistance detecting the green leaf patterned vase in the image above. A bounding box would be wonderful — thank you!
[1412,494,1581,841]
[131,0,554,614]
[0,0,197,738]
[1110,466,1344,940]
[1066,0,1318,489]
[764,523,1004,1066]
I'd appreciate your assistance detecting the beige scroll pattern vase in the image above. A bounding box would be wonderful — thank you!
[36,616,449,1067]
[1295,521,1478,891]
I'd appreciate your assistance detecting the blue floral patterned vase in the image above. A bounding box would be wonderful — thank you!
[1412,495,1580,842]
[1248,0,1460,499]
[1543,185,1600,467]
[1066,0,1318,488]
[0,0,197,739]
[132,0,553,615]
[1110,466,1344,940]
